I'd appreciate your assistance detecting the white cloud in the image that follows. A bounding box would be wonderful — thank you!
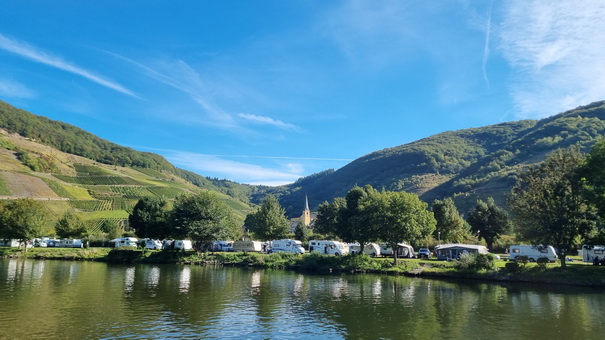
[0,34,137,97]
[164,151,304,186]
[0,78,35,98]
[499,2,605,118]
[237,113,299,130]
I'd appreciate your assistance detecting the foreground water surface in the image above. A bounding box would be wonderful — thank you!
[1,259,605,339]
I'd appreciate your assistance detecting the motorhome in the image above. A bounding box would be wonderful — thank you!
[435,244,488,260]
[0,239,21,247]
[232,240,264,252]
[60,239,84,248]
[348,243,380,257]
[173,240,193,250]
[110,237,138,248]
[581,245,605,264]
[308,240,349,256]
[210,241,234,252]
[269,239,305,254]
[144,239,162,250]
[508,245,557,262]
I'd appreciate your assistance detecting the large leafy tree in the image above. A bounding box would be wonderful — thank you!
[509,148,596,268]
[245,195,290,241]
[366,191,435,264]
[432,198,469,243]
[0,199,47,249]
[55,212,88,239]
[171,192,237,249]
[581,140,605,220]
[314,197,346,237]
[129,196,171,239]
[467,197,511,251]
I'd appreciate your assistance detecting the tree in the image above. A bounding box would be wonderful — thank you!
[467,198,511,251]
[0,199,47,249]
[432,198,469,243]
[100,219,122,241]
[313,197,345,237]
[339,185,380,253]
[171,192,237,249]
[508,148,596,268]
[245,195,290,241]
[581,139,605,220]
[294,223,310,243]
[366,191,435,264]
[129,196,171,239]
[55,212,88,239]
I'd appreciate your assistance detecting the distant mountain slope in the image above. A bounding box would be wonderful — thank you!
[276,101,605,215]
[0,100,258,204]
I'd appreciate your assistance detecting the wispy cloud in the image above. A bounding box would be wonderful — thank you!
[481,1,494,90]
[237,113,299,131]
[0,78,35,98]
[0,34,136,97]
[499,2,605,118]
[165,151,304,186]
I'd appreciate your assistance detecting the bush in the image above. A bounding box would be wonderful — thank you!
[536,257,549,270]
[456,253,496,271]
[505,261,520,273]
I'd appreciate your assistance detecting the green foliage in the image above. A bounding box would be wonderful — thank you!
[0,199,47,245]
[15,150,58,172]
[245,194,290,241]
[294,223,311,243]
[432,197,469,243]
[456,253,496,271]
[509,147,596,268]
[0,176,10,195]
[129,196,171,239]
[55,212,88,238]
[467,197,511,250]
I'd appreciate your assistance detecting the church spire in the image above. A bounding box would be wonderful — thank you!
[305,194,310,212]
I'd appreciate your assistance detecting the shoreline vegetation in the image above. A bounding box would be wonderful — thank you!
[2,248,605,288]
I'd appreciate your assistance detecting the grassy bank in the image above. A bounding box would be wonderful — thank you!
[2,248,605,287]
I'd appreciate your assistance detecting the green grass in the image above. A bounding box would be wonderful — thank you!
[83,210,129,219]
[0,175,10,195]
[53,174,143,185]
[73,164,113,176]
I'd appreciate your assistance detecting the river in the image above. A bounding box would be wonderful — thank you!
[1,259,604,339]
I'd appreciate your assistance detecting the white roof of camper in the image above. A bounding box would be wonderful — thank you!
[435,243,487,251]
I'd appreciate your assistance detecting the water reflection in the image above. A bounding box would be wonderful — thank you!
[2,259,605,339]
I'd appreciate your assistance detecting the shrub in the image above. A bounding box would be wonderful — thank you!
[536,257,549,270]
[505,261,520,273]
[456,253,496,271]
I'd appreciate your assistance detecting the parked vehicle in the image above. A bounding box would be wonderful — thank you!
[435,244,488,260]
[269,239,305,254]
[581,245,605,264]
[417,248,431,258]
[232,240,264,252]
[210,241,234,252]
[308,240,349,256]
[143,239,162,250]
[60,239,84,248]
[508,245,557,262]
[46,239,61,247]
[379,243,415,258]
[348,243,380,256]
[173,240,193,250]
[110,237,138,248]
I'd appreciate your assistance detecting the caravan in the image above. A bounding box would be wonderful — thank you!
[110,237,138,248]
[60,239,84,248]
[581,245,605,264]
[509,245,557,262]
[269,239,305,254]
[308,240,349,256]
[210,241,234,252]
[232,240,264,252]
[348,243,380,257]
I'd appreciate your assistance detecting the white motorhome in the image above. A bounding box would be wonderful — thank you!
[60,239,84,248]
[269,239,305,254]
[173,240,193,250]
[210,241,234,252]
[509,245,557,262]
[110,237,138,248]
[232,240,264,252]
[581,245,605,264]
[348,243,380,257]
[308,240,349,256]
[143,239,162,250]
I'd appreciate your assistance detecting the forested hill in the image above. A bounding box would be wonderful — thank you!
[275,100,605,215]
[0,100,258,203]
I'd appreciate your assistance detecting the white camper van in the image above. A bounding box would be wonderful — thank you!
[581,245,605,264]
[144,239,162,250]
[232,240,264,252]
[110,237,138,248]
[509,245,557,262]
[308,240,349,256]
[269,239,305,254]
[210,241,234,252]
[60,239,84,248]
[173,240,193,250]
[348,243,380,257]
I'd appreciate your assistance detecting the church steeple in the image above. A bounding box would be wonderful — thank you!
[302,194,311,226]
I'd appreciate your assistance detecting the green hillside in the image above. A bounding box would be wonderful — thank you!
[274,101,605,215]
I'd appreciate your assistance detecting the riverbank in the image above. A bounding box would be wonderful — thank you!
[2,247,605,287]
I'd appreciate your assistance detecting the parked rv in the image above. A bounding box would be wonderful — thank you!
[210,241,234,252]
[269,239,305,254]
[379,243,415,258]
[143,239,162,250]
[581,245,605,264]
[348,243,381,257]
[60,239,84,248]
[110,237,138,248]
[232,240,264,252]
[509,245,557,262]
[435,244,488,260]
[173,240,193,250]
[308,240,349,256]
[0,239,21,247]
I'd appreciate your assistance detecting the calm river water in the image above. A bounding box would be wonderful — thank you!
[1,259,605,339]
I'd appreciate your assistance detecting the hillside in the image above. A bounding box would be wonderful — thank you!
[275,101,605,215]
[0,127,252,233]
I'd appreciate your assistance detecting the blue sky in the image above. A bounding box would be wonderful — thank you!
[1,1,605,186]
